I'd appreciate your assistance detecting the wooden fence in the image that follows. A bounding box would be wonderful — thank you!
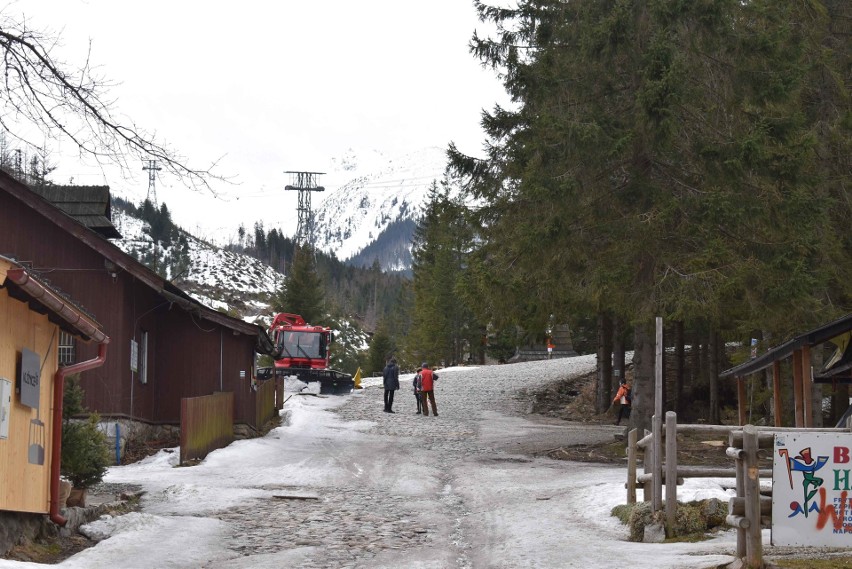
[255,378,278,430]
[626,413,852,568]
[180,391,234,464]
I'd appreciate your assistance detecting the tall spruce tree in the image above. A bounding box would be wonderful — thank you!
[273,246,325,324]
[366,321,395,376]
[409,181,480,367]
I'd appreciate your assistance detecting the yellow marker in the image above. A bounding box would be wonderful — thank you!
[353,367,363,389]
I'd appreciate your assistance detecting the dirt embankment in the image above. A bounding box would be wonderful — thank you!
[523,370,760,469]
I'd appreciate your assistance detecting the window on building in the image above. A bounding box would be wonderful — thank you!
[58,331,76,366]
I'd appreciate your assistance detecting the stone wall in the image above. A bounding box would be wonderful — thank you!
[0,511,53,557]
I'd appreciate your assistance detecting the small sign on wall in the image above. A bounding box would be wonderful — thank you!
[0,378,11,439]
[18,348,41,410]
[130,339,139,373]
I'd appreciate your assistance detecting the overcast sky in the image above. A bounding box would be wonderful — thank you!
[9,0,506,240]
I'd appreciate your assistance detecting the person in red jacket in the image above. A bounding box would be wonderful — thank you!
[419,362,439,417]
[612,374,632,426]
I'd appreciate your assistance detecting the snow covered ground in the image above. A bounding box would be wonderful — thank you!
[0,355,748,568]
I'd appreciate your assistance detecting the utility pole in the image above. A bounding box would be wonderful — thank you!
[143,159,161,209]
[285,171,325,249]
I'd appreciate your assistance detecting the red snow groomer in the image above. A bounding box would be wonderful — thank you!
[256,313,353,394]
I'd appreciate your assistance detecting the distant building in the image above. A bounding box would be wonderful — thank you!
[510,324,578,363]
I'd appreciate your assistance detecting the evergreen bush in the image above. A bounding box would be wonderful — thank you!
[60,376,111,489]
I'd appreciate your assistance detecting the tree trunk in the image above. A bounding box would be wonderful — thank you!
[596,312,613,413]
[673,321,684,414]
[631,321,655,434]
[709,330,720,424]
[689,332,700,418]
[660,323,667,411]
[700,331,711,422]
[613,315,626,384]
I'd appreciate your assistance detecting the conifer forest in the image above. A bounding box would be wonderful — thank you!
[416,1,851,430]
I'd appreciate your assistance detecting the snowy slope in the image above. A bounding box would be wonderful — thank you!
[312,146,453,268]
[111,209,283,324]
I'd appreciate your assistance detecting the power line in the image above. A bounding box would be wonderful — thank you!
[238,176,441,199]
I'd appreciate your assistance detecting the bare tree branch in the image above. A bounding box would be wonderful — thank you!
[0,12,227,192]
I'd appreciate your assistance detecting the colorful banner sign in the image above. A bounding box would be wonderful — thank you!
[773,432,852,546]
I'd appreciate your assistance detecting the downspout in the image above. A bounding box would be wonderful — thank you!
[50,342,109,526]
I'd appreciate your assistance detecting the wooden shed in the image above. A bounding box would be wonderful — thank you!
[0,255,109,523]
[720,313,852,428]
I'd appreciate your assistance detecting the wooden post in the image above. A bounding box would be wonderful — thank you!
[738,378,747,426]
[674,321,684,414]
[655,318,663,420]
[653,414,663,512]
[734,439,746,559]
[627,428,637,504]
[802,345,812,428]
[665,411,677,536]
[793,349,804,427]
[709,331,719,423]
[772,361,782,427]
[653,317,664,512]
[744,425,763,568]
[643,430,653,502]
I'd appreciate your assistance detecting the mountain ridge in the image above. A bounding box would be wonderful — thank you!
[312,146,452,271]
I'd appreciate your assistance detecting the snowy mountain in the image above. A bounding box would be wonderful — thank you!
[312,146,454,272]
[111,209,282,324]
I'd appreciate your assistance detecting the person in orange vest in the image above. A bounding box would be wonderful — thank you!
[612,372,632,425]
[419,362,439,417]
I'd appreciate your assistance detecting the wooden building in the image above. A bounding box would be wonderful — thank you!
[0,255,108,521]
[720,313,852,428]
[0,170,274,434]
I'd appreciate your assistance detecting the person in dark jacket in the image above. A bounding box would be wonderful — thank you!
[419,362,439,417]
[382,357,400,413]
[413,370,422,414]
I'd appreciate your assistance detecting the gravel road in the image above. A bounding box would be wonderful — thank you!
[63,354,737,569]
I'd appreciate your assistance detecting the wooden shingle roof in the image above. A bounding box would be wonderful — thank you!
[28,184,121,239]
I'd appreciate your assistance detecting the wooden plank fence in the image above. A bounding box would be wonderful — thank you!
[255,378,277,430]
[180,391,234,464]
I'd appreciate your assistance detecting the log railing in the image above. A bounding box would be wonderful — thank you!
[626,412,850,569]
